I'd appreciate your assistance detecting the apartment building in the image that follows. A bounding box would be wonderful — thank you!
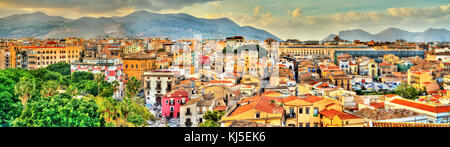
[143,70,179,105]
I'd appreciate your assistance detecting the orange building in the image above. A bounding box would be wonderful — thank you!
[9,45,83,70]
[123,53,157,81]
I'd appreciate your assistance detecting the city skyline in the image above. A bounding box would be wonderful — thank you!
[0,0,448,40]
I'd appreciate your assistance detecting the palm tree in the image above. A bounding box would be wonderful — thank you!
[125,76,141,98]
[67,85,78,97]
[94,73,105,96]
[15,77,36,109]
[111,81,120,99]
[41,80,59,98]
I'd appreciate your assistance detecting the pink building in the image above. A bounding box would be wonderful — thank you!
[162,90,189,118]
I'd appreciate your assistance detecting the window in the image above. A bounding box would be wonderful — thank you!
[166,100,169,104]
[298,123,303,127]
[177,100,180,104]
[314,123,319,127]
[255,112,260,118]
[170,106,174,112]
[305,107,310,114]
[313,107,319,116]
[299,107,303,114]
[305,123,310,127]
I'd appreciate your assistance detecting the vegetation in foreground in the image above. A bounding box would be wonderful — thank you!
[0,63,153,127]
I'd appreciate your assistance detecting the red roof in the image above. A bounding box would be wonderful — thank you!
[213,106,227,111]
[282,96,301,103]
[165,90,189,98]
[390,99,450,113]
[301,96,324,103]
[370,102,385,109]
[319,109,361,120]
[379,62,393,66]
[231,96,284,116]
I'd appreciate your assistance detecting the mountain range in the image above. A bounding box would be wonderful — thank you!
[323,28,450,42]
[0,11,282,41]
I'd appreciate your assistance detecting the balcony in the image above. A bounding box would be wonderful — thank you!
[286,113,296,119]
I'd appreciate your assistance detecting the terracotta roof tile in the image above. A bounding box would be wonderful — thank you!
[390,99,450,113]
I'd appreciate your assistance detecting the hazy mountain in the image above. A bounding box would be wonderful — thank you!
[375,27,419,41]
[44,17,128,39]
[324,28,450,42]
[0,11,281,41]
[0,12,70,38]
[413,28,450,42]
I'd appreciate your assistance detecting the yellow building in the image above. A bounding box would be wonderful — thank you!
[123,53,156,81]
[282,95,343,127]
[10,45,83,70]
[279,44,371,58]
[220,96,284,127]
[320,109,365,127]
[368,60,378,77]
[383,54,401,65]
[443,75,450,89]
[407,69,433,91]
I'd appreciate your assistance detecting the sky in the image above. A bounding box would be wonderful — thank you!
[0,0,449,40]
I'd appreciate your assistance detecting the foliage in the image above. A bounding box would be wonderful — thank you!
[157,48,165,52]
[13,95,106,127]
[89,96,154,127]
[46,62,71,76]
[0,74,22,127]
[71,71,94,84]
[198,120,221,127]
[15,76,36,109]
[125,76,141,98]
[198,111,225,127]
[41,80,59,98]
[395,83,421,100]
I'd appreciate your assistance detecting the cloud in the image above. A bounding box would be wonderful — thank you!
[0,0,221,14]
[254,6,261,15]
[291,8,303,18]
[210,1,222,9]
[387,5,450,18]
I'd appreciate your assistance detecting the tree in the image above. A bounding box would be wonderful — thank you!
[198,111,225,127]
[66,85,78,97]
[89,96,154,127]
[157,48,165,52]
[0,74,22,127]
[126,76,141,98]
[395,83,421,100]
[12,95,106,127]
[71,71,94,84]
[40,80,59,98]
[46,62,71,76]
[15,76,36,109]
[198,120,220,127]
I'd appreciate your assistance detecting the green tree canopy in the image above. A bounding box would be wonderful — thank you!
[46,62,71,76]
[198,111,225,127]
[41,80,60,98]
[0,74,22,127]
[125,77,141,98]
[395,83,421,100]
[71,71,94,84]
[13,95,106,127]
[15,76,37,109]
[89,96,154,127]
